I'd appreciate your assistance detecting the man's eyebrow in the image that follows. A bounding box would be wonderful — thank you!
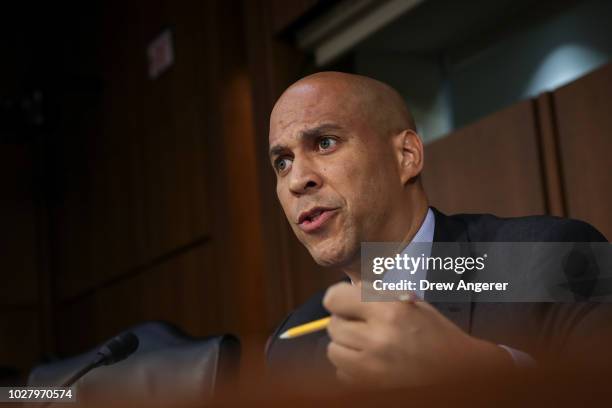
[301,123,343,139]
[269,144,288,159]
[269,123,344,159]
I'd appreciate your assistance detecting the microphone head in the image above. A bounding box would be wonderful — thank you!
[96,332,139,365]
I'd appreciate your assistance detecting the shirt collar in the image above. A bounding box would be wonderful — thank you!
[411,207,435,244]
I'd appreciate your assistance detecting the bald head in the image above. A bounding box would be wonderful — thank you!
[268,71,427,272]
[271,71,416,140]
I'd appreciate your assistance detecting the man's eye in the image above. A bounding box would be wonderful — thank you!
[275,157,292,173]
[318,137,337,151]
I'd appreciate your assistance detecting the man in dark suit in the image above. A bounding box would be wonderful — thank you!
[266,71,610,387]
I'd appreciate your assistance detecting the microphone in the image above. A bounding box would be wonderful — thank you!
[60,332,139,387]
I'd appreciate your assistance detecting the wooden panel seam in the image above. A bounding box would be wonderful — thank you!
[59,234,211,306]
[533,93,567,217]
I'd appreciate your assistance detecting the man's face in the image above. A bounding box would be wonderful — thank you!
[269,81,403,268]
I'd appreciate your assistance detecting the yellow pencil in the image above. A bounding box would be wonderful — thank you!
[279,316,331,339]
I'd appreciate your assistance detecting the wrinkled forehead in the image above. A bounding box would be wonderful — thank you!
[269,82,365,145]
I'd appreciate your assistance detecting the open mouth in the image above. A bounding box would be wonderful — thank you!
[298,207,338,232]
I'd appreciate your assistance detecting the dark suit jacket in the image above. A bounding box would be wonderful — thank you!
[266,208,610,380]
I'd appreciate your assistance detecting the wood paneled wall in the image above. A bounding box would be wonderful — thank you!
[0,145,42,374]
[422,63,612,241]
[49,0,270,362]
[0,0,325,380]
[0,145,39,305]
[553,63,612,240]
[423,101,548,217]
[269,0,322,33]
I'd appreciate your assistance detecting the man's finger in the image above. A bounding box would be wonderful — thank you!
[327,315,369,351]
[326,341,364,376]
[328,342,381,386]
[323,282,369,320]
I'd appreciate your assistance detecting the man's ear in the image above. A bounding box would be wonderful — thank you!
[394,129,424,184]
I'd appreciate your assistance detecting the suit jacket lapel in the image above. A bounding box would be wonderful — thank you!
[427,208,473,333]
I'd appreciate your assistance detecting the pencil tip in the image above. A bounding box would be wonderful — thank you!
[279,332,289,339]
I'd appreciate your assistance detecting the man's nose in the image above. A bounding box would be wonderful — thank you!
[288,159,322,195]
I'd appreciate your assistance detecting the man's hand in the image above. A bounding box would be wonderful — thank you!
[323,282,513,387]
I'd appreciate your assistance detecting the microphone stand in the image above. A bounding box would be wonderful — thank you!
[40,354,105,408]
